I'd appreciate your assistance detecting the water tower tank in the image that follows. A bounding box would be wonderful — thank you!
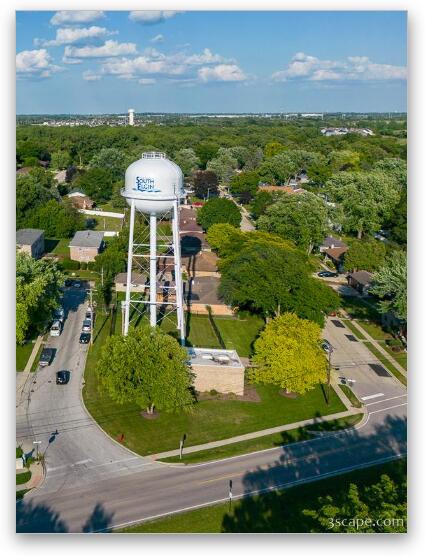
[123,152,184,214]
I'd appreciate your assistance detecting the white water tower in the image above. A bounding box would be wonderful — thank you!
[128,108,135,126]
[121,152,185,343]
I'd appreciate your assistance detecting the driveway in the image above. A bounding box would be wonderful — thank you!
[16,285,152,495]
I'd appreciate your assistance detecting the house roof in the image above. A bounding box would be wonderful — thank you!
[67,191,88,198]
[182,251,218,273]
[115,272,146,285]
[348,270,373,285]
[184,276,223,305]
[322,236,347,249]
[16,228,44,246]
[326,246,348,261]
[69,231,103,248]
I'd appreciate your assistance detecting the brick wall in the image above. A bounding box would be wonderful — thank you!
[69,245,99,262]
[191,364,245,395]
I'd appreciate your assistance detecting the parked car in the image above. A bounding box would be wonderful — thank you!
[82,319,92,332]
[50,320,63,337]
[79,332,91,344]
[318,271,337,278]
[54,307,65,322]
[321,340,332,353]
[39,347,55,367]
[74,281,81,289]
[56,370,71,385]
[65,279,73,287]
[85,311,94,322]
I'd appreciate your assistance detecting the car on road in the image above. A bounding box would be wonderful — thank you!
[74,281,81,288]
[85,311,94,322]
[56,370,71,385]
[79,332,91,344]
[82,319,92,332]
[50,320,63,337]
[54,307,65,322]
[65,279,73,287]
[39,347,55,367]
[321,339,332,353]
[317,271,338,278]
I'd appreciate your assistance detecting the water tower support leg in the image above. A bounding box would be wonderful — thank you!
[124,199,136,336]
[172,201,185,345]
[150,214,157,327]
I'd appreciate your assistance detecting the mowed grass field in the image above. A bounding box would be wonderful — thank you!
[83,311,346,456]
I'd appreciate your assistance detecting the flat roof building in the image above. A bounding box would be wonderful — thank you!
[187,347,245,395]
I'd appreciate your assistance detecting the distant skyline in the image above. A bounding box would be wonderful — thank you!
[16,11,407,114]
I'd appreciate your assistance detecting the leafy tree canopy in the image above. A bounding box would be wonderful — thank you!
[95,325,194,414]
[29,199,84,238]
[75,167,114,202]
[229,171,260,202]
[250,190,274,219]
[173,148,200,176]
[193,170,219,199]
[251,313,327,394]
[369,250,407,321]
[197,197,241,230]
[50,151,71,171]
[257,192,329,254]
[206,149,239,183]
[89,147,127,181]
[344,238,386,272]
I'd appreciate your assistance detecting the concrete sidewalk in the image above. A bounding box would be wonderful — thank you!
[16,461,44,493]
[150,406,364,460]
[23,335,43,373]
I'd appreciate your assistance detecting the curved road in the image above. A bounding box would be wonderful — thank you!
[16,289,407,532]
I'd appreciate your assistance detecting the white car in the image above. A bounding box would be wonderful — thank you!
[82,319,92,333]
[50,320,63,337]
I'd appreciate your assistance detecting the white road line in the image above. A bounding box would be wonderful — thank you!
[369,403,408,415]
[74,458,91,465]
[361,393,384,401]
[365,394,407,407]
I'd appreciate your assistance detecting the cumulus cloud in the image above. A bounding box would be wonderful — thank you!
[272,52,407,82]
[50,11,105,25]
[16,49,62,78]
[198,64,247,82]
[139,78,156,85]
[64,40,137,59]
[128,11,180,24]
[150,34,164,44]
[83,70,102,81]
[35,26,117,47]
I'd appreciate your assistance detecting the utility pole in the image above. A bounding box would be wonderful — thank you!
[88,285,97,346]
[326,345,334,405]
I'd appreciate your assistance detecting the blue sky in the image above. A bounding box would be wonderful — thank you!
[16,10,407,114]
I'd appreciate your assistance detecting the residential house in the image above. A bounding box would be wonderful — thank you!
[69,231,104,262]
[114,272,146,293]
[319,236,348,253]
[182,251,219,278]
[67,191,95,210]
[16,229,45,259]
[184,276,233,316]
[347,270,373,295]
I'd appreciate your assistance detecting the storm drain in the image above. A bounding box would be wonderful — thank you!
[331,320,345,328]
[345,334,358,342]
[369,363,391,377]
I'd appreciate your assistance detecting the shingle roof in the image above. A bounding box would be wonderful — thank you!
[115,272,146,285]
[326,246,348,261]
[16,229,44,246]
[348,270,373,285]
[69,231,104,248]
[322,236,347,249]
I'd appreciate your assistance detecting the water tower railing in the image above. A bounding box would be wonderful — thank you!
[141,152,166,159]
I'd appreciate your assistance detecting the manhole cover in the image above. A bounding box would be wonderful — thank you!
[331,320,345,328]
[345,334,358,342]
[369,364,391,377]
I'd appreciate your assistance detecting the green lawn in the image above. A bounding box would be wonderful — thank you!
[340,295,381,321]
[117,458,406,533]
[16,341,36,372]
[340,319,366,340]
[92,216,124,232]
[44,238,70,256]
[381,344,407,371]
[339,384,362,408]
[364,342,407,386]
[357,320,391,341]
[16,470,31,485]
[160,415,362,464]
[214,314,265,357]
[185,314,221,349]
[30,343,44,372]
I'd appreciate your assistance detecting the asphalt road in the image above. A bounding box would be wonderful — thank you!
[16,311,407,533]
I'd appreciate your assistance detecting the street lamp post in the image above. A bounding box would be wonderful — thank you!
[326,345,334,406]
[33,440,41,460]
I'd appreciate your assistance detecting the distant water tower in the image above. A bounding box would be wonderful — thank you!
[121,152,185,343]
[128,108,135,126]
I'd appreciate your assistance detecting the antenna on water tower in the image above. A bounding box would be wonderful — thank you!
[121,152,186,344]
[128,108,135,126]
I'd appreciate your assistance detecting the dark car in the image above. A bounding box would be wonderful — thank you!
[39,347,55,367]
[79,332,91,344]
[56,370,71,385]
[318,271,337,278]
[64,279,73,287]
[321,340,332,353]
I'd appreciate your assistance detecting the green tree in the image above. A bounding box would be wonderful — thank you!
[251,313,327,394]
[94,236,127,282]
[75,167,114,202]
[369,250,407,321]
[206,149,238,183]
[89,147,127,180]
[229,171,259,203]
[264,141,286,158]
[259,150,324,184]
[195,142,219,168]
[344,238,386,272]
[16,253,64,343]
[173,148,200,176]
[325,170,401,239]
[303,474,406,533]
[197,198,241,231]
[328,150,360,172]
[29,199,84,238]
[257,192,329,254]
[206,223,245,256]
[95,326,194,414]
[219,243,339,325]
[16,174,55,228]
[387,187,407,244]
[250,190,274,219]
[50,151,71,170]
[193,170,219,199]
[374,158,407,188]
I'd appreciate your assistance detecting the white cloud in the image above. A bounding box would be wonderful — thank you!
[150,34,164,44]
[185,48,229,65]
[50,11,105,25]
[83,70,101,81]
[64,40,137,59]
[139,78,156,85]
[198,64,247,82]
[272,52,407,82]
[62,56,83,65]
[128,11,180,24]
[35,26,117,47]
[16,49,62,78]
